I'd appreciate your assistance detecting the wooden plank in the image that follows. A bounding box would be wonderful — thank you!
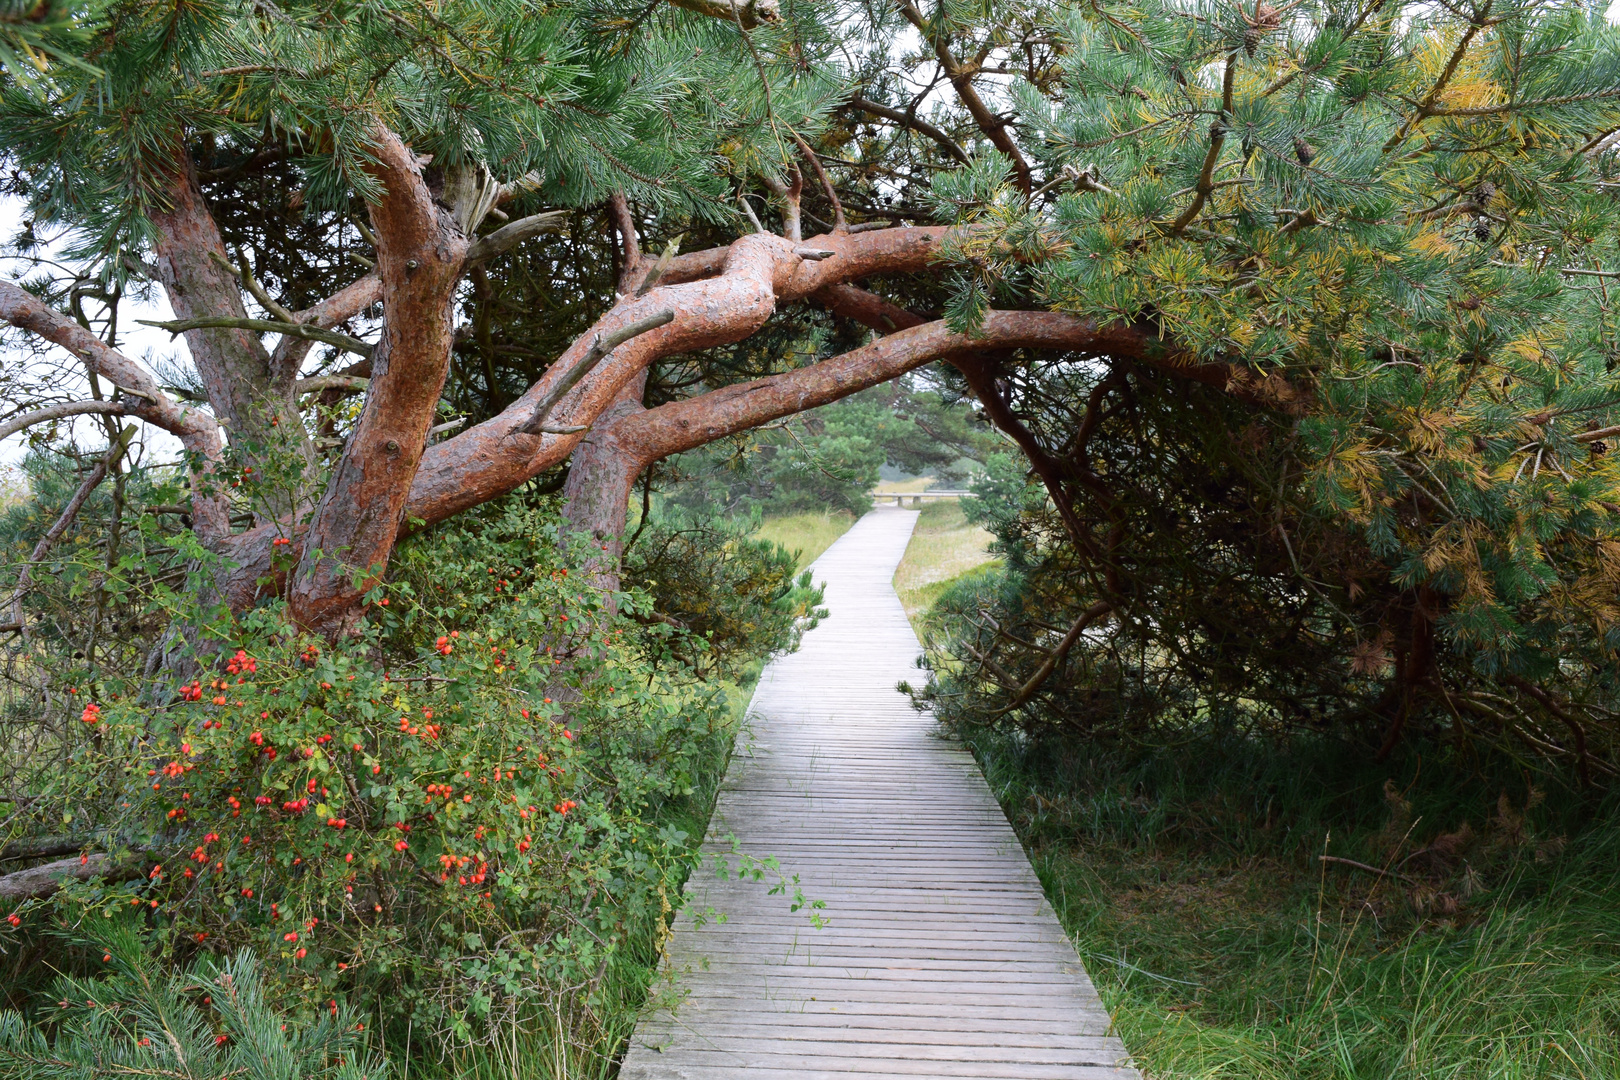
[619,508,1140,1079]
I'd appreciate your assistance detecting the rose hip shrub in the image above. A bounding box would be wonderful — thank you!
[39,501,737,1047]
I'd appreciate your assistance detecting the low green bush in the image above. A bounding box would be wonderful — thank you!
[626,506,826,678]
[4,499,745,1052]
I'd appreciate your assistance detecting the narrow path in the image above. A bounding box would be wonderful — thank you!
[621,507,1138,1079]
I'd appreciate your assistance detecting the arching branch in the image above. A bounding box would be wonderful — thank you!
[0,400,127,443]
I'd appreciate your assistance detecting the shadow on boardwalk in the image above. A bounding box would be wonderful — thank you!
[621,506,1139,1080]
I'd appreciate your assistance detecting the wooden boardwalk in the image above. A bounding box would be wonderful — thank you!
[620,507,1138,1080]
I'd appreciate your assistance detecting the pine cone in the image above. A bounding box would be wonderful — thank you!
[1293,137,1315,165]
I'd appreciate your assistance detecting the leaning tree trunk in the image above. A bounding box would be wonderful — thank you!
[286,129,469,638]
[559,375,648,602]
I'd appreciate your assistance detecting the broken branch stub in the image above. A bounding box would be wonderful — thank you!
[519,309,676,436]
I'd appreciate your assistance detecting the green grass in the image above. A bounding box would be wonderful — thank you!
[964,730,1620,1079]
[872,475,937,495]
[892,500,997,623]
[752,509,857,571]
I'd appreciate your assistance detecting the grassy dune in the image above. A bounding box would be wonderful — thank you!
[892,500,997,623]
[752,509,857,571]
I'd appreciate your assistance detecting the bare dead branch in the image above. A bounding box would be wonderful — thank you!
[0,400,127,443]
[293,375,370,396]
[0,853,136,901]
[990,601,1114,715]
[634,233,686,298]
[794,133,847,230]
[0,280,229,540]
[212,251,295,322]
[667,0,779,28]
[1318,855,1418,885]
[271,274,383,382]
[850,95,972,165]
[465,210,570,263]
[1505,674,1594,788]
[140,315,374,359]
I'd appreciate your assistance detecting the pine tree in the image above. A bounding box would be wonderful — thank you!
[914,0,1620,778]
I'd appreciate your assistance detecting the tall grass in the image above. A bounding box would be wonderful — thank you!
[890,500,996,620]
[965,731,1620,1079]
[751,509,856,571]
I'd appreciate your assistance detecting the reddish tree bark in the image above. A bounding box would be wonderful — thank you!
[150,150,278,431]
[402,226,951,525]
[558,195,649,598]
[286,128,469,637]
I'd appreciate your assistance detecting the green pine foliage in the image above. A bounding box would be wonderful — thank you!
[917,0,1620,778]
[0,919,386,1079]
[0,0,842,265]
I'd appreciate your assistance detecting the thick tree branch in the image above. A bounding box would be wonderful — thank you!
[610,311,1178,466]
[400,224,949,526]
[287,124,469,636]
[212,224,953,608]
[814,282,929,332]
[149,151,286,445]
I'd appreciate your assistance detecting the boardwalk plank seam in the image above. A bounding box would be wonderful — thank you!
[619,508,1139,1080]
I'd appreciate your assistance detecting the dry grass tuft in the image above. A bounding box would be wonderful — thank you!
[892,500,997,622]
